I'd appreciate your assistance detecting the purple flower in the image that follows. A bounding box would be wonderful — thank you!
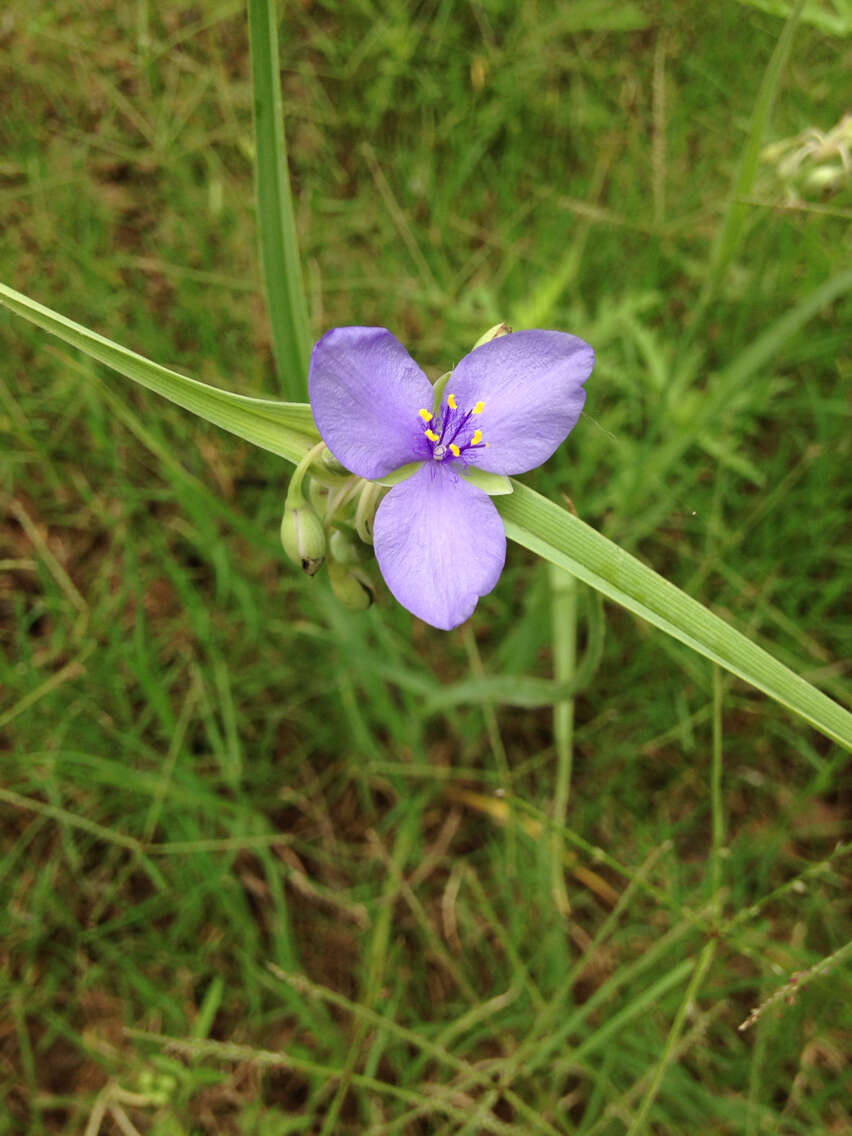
[309,327,595,630]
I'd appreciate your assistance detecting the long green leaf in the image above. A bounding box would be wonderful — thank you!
[498,482,852,750]
[0,283,318,465]
[5,280,848,750]
[248,0,312,399]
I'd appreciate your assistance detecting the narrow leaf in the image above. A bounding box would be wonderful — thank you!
[498,482,852,750]
[248,0,312,398]
[697,0,806,317]
[627,266,852,542]
[423,591,604,713]
[0,283,318,465]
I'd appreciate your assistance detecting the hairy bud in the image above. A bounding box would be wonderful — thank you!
[329,527,363,565]
[328,561,375,611]
[281,503,326,576]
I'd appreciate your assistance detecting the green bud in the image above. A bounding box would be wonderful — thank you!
[354,481,382,545]
[472,322,512,349]
[805,165,843,190]
[328,561,374,611]
[308,477,327,515]
[431,370,452,405]
[329,526,362,565]
[281,504,326,576]
[282,442,329,574]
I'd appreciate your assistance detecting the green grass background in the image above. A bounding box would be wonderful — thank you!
[1,0,850,1132]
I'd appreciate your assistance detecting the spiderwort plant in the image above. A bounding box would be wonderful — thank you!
[309,326,595,629]
[0,285,848,745]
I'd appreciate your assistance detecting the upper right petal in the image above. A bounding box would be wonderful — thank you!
[308,327,434,479]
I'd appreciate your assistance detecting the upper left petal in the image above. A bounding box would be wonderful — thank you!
[373,463,506,630]
[309,327,434,479]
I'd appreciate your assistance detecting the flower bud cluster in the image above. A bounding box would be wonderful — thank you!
[280,444,381,612]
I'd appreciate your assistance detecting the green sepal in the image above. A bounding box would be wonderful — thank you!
[472,322,511,349]
[460,467,513,496]
[431,371,451,414]
[372,461,423,488]
[371,461,511,496]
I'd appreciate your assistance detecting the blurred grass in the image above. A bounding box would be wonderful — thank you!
[1,0,850,1133]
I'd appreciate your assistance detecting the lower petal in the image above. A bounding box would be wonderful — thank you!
[373,463,506,631]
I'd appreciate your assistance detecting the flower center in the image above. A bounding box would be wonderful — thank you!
[418,393,488,463]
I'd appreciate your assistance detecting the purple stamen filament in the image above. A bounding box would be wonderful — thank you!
[419,394,487,465]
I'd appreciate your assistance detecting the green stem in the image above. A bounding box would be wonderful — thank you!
[549,565,577,914]
[286,441,326,507]
[711,664,725,914]
[625,941,718,1136]
[462,626,514,870]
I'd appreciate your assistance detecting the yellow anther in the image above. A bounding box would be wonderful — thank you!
[471,429,483,446]
[447,393,457,410]
[418,408,433,422]
[473,401,484,415]
[449,443,460,457]
[425,429,440,442]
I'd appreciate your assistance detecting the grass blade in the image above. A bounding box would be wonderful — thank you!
[248,0,312,398]
[625,265,852,542]
[497,482,852,749]
[549,566,578,914]
[0,283,318,464]
[695,0,806,322]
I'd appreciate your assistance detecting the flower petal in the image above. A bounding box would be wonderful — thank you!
[309,327,434,479]
[445,330,594,474]
[373,463,506,630]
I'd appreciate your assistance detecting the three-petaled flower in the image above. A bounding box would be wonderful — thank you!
[309,326,594,630]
